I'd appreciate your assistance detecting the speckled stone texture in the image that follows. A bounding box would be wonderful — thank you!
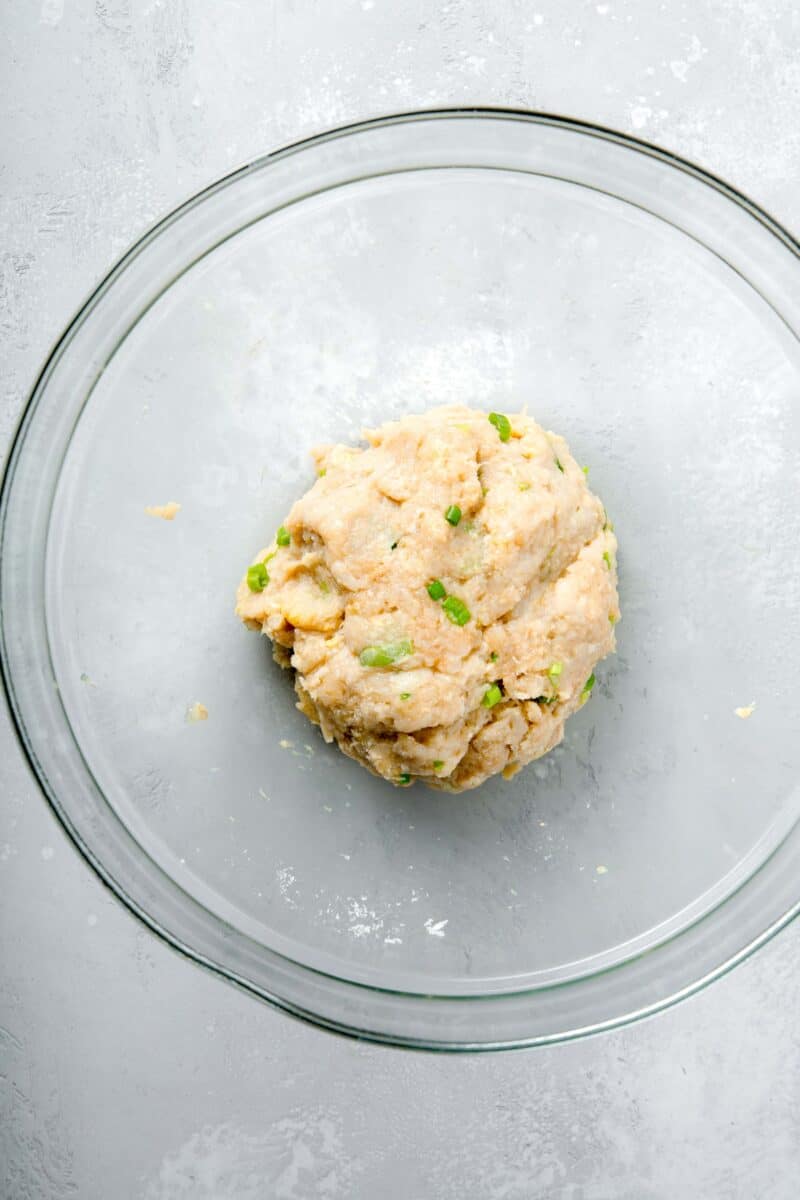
[1,3,799,1197]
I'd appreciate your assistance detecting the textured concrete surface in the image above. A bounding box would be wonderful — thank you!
[2,2,799,1196]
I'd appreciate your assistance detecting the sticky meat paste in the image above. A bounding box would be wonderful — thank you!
[236,406,619,792]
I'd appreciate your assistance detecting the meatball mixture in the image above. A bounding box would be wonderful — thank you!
[236,406,619,791]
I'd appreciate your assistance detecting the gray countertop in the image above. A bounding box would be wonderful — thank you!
[2,3,799,1196]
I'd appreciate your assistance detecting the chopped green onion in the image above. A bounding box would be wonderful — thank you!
[582,465,590,476]
[580,673,596,703]
[445,504,462,526]
[555,458,565,473]
[317,467,326,477]
[490,651,499,662]
[247,562,269,592]
[397,773,411,785]
[609,613,617,625]
[318,580,330,594]
[488,412,511,442]
[276,525,291,547]
[442,595,471,626]
[518,481,531,492]
[400,692,411,701]
[426,579,446,601]
[547,661,563,681]
[432,760,444,771]
[603,550,613,569]
[359,639,413,668]
[481,683,503,708]
[538,695,557,706]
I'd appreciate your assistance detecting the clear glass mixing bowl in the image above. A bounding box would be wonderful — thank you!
[2,110,799,1049]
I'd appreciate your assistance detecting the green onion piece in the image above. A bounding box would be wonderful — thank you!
[490,651,499,662]
[433,760,444,771]
[400,692,411,701]
[518,481,531,492]
[582,465,590,476]
[481,683,503,708]
[445,504,462,526]
[318,580,330,594]
[580,673,596,703]
[276,525,291,547]
[247,562,269,592]
[359,639,413,668]
[442,595,471,626]
[426,579,446,601]
[397,773,411,785]
[547,661,563,681]
[317,467,326,477]
[609,613,617,625]
[538,695,557,706]
[488,412,511,442]
[555,458,565,473]
[603,551,613,569]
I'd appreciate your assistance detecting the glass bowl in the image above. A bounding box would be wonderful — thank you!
[2,110,799,1050]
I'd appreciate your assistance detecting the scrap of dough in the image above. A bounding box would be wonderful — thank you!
[236,406,620,792]
[186,702,208,722]
[734,702,756,720]
[145,501,181,520]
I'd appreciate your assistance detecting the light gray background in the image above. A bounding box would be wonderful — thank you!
[2,2,799,1196]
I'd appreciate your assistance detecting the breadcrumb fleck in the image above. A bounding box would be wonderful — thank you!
[186,702,208,722]
[734,702,756,720]
[145,501,181,520]
[595,864,608,875]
